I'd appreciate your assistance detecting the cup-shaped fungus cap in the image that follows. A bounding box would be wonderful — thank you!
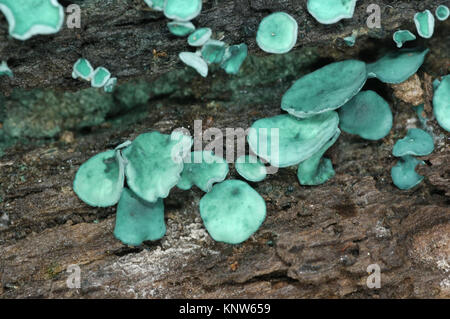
[0,0,64,40]
[281,60,367,118]
[144,0,165,11]
[179,52,208,77]
[91,67,112,88]
[235,155,267,182]
[256,12,298,54]
[338,91,393,140]
[247,112,340,168]
[164,0,202,22]
[297,129,340,186]
[367,49,429,84]
[436,5,449,21]
[414,10,435,39]
[201,40,226,64]
[177,151,229,192]
[72,58,94,81]
[307,0,357,24]
[433,75,450,132]
[199,180,266,244]
[188,28,212,47]
[114,188,166,246]
[73,150,125,207]
[167,21,195,37]
[391,156,424,190]
[221,44,248,75]
[104,77,117,93]
[393,30,416,48]
[392,128,434,157]
[122,131,192,203]
[0,61,13,78]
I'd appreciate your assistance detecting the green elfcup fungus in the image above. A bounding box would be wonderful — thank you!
[122,131,192,203]
[367,49,429,84]
[144,0,165,11]
[114,188,166,246]
[392,128,434,157]
[256,12,298,54]
[164,0,202,22]
[436,5,449,21]
[0,0,64,40]
[297,130,340,186]
[433,75,450,132]
[179,52,208,77]
[91,67,111,88]
[0,61,13,78]
[72,58,94,81]
[188,28,212,47]
[247,112,340,168]
[221,44,248,75]
[201,40,226,64]
[307,0,357,24]
[199,180,266,244]
[343,32,357,47]
[393,30,416,48]
[281,60,367,118]
[391,156,424,190]
[177,151,229,192]
[104,77,117,93]
[167,21,195,37]
[73,150,125,207]
[235,155,267,183]
[414,10,435,39]
[338,91,393,140]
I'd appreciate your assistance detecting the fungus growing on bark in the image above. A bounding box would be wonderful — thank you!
[433,75,450,132]
[256,12,298,54]
[392,128,434,157]
[393,30,416,48]
[235,155,267,182]
[307,0,357,24]
[414,10,435,39]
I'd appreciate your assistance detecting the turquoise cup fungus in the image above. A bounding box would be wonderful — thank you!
[235,155,267,183]
[393,30,416,48]
[435,5,449,21]
[256,12,298,54]
[164,0,202,22]
[307,0,357,24]
[391,156,425,190]
[392,129,434,157]
[433,75,450,132]
[414,10,435,39]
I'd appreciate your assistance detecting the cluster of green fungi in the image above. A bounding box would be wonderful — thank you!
[72,58,117,92]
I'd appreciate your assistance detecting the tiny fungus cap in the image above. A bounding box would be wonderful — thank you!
[179,52,208,77]
[221,44,248,75]
[104,77,117,93]
[144,0,165,11]
[436,5,449,21]
[307,0,357,24]
[201,40,226,64]
[72,58,94,81]
[188,28,212,47]
[433,75,450,132]
[167,21,195,37]
[338,91,393,140]
[235,155,267,182]
[199,180,266,244]
[0,0,64,40]
[91,67,112,88]
[177,151,229,192]
[114,188,166,246]
[393,30,416,48]
[392,128,434,157]
[0,61,13,78]
[414,10,435,39]
[164,0,202,22]
[256,12,298,54]
[73,150,125,207]
[391,156,424,190]
[281,60,367,118]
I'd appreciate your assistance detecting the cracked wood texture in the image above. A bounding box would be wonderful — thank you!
[0,0,450,298]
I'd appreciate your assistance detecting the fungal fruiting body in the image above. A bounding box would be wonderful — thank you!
[307,0,357,24]
[414,10,435,39]
[433,75,450,132]
[256,12,298,54]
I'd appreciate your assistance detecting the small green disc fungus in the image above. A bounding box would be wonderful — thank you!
[235,155,267,183]
[256,12,298,54]
[199,180,266,244]
[114,188,166,246]
[0,61,13,78]
[281,60,367,118]
[73,150,125,207]
[393,30,416,48]
[414,10,435,39]
[122,131,192,203]
[247,112,340,168]
[177,151,229,192]
[144,0,165,11]
[343,34,357,47]
[0,0,64,40]
[221,44,248,75]
[179,52,208,77]
[307,0,357,24]
[91,67,111,88]
[338,91,393,140]
[167,21,195,37]
[392,128,434,157]
[164,0,202,22]
[72,58,94,81]
[391,156,424,190]
[297,130,340,186]
[367,49,429,84]
[436,5,449,21]
[433,75,450,132]
[187,28,212,47]
[201,40,226,64]
[104,77,117,93]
